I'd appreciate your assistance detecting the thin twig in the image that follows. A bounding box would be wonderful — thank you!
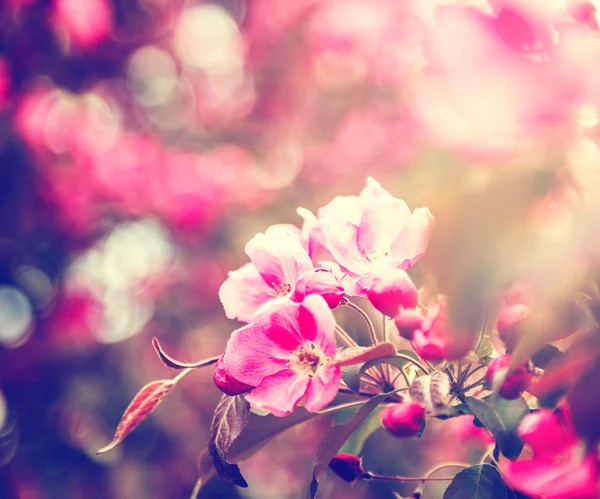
[365,473,454,482]
[335,325,358,347]
[382,315,392,380]
[190,478,202,499]
[342,299,378,346]
[463,377,487,392]
[474,312,488,357]
[396,353,429,375]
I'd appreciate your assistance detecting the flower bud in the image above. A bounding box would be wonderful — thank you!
[486,354,532,400]
[395,308,424,341]
[497,304,529,351]
[366,269,419,317]
[381,402,425,437]
[293,269,344,308]
[328,454,365,483]
[213,354,255,396]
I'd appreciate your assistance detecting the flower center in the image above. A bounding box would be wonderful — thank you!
[289,342,327,377]
[365,248,388,262]
[270,282,292,297]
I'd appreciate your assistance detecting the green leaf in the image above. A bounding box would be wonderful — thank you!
[443,464,522,499]
[465,396,529,460]
[309,390,395,498]
[434,402,472,420]
[341,351,420,393]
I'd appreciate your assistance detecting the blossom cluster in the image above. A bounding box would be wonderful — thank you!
[215,178,432,414]
[207,178,599,499]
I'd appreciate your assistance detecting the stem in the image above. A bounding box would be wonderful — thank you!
[382,315,392,380]
[190,478,202,499]
[463,377,487,392]
[474,312,488,357]
[364,473,454,482]
[383,315,389,343]
[424,463,468,478]
[335,325,358,347]
[337,386,376,397]
[318,399,370,415]
[395,353,429,375]
[173,367,194,384]
[342,299,378,346]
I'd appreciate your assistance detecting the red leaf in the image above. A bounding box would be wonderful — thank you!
[152,337,220,370]
[333,342,397,367]
[206,395,251,487]
[97,379,174,454]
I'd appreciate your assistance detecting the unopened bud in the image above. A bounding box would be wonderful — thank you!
[367,269,418,317]
[381,402,426,437]
[293,269,344,308]
[213,354,255,396]
[395,308,424,341]
[329,454,365,483]
[486,354,532,400]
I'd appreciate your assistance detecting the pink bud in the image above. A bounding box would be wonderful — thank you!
[381,402,425,437]
[213,354,255,396]
[486,354,532,400]
[293,268,344,308]
[328,454,365,483]
[366,269,418,317]
[394,308,424,340]
[497,304,529,351]
[412,328,445,361]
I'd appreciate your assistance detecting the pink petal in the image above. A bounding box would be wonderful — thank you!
[297,207,321,257]
[357,196,411,258]
[358,177,392,204]
[304,365,342,412]
[292,269,344,308]
[317,195,362,226]
[321,220,369,275]
[319,260,364,296]
[389,207,434,269]
[245,369,310,417]
[223,323,290,386]
[264,223,303,241]
[218,263,274,323]
[246,231,313,288]
[502,452,599,499]
[298,294,337,356]
[258,298,304,350]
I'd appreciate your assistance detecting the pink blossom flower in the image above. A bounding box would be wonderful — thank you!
[220,295,342,416]
[366,268,418,317]
[412,296,473,361]
[501,405,600,499]
[301,178,433,295]
[219,226,343,323]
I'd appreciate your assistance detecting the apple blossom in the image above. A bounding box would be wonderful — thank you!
[501,405,600,499]
[302,178,433,295]
[219,295,341,416]
[219,227,343,323]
